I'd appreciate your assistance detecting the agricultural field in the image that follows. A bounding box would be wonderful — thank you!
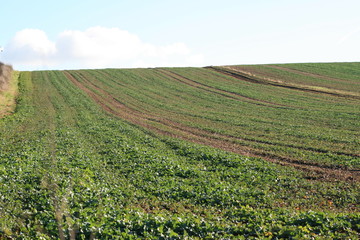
[65,65,360,172]
[0,63,359,239]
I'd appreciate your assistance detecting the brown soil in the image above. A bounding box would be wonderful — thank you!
[63,71,360,182]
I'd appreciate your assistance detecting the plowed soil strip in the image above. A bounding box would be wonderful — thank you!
[63,71,360,182]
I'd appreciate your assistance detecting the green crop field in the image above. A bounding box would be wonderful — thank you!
[0,63,359,239]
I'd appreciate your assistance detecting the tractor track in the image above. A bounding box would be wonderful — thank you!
[207,66,360,100]
[156,68,297,109]
[268,65,359,85]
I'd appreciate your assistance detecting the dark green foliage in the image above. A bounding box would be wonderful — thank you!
[0,68,359,239]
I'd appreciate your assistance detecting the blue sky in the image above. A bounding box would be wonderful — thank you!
[1,0,360,70]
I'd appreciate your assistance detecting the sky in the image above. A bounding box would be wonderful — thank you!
[0,0,360,70]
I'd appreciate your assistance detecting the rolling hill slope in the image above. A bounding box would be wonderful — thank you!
[0,63,359,239]
[64,65,360,173]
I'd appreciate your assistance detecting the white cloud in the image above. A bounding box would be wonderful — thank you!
[2,27,204,70]
[4,29,57,68]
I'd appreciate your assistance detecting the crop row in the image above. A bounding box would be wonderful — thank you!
[226,63,360,94]
[0,69,359,238]
[64,67,360,170]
